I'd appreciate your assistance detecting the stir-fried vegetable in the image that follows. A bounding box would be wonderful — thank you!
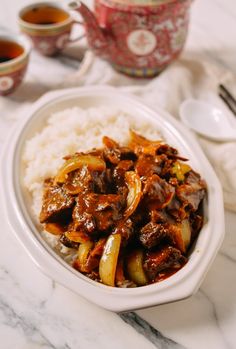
[99,234,121,286]
[129,130,161,148]
[124,171,142,218]
[127,249,148,286]
[171,161,191,182]
[103,136,119,148]
[170,219,191,253]
[129,130,162,156]
[65,231,90,244]
[115,257,126,284]
[77,240,94,272]
[54,155,106,184]
[44,223,65,235]
[180,219,191,252]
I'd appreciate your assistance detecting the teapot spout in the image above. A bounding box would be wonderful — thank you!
[69,1,110,54]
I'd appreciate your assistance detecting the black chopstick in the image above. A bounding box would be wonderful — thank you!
[219,92,236,117]
[218,84,236,117]
[219,84,236,106]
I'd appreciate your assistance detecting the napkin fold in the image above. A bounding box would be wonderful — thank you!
[63,50,236,212]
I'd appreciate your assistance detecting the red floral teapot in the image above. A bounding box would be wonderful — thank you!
[70,0,192,77]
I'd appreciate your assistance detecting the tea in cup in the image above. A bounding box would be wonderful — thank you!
[18,2,81,56]
[0,33,30,96]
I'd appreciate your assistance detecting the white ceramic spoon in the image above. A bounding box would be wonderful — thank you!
[179,99,236,141]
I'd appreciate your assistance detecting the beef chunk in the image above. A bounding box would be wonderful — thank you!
[143,174,175,210]
[176,171,206,211]
[112,160,134,188]
[40,179,75,223]
[119,147,137,161]
[64,167,107,195]
[167,197,189,221]
[156,144,178,157]
[150,209,171,224]
[73,193,124,233]
[143,246,187,280]
[156,144,188,162]
[190,213,204,240]
[103,136,122,164]
[135,154,163,177]
[140,222,174,249]
[113,219,134,245]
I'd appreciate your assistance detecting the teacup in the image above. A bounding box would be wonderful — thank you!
[0,33,30,96]
[18,2,81,56]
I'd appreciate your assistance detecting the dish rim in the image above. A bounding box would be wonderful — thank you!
[1,86,225,311]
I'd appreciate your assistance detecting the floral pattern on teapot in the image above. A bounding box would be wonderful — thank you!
[74,0,192,77]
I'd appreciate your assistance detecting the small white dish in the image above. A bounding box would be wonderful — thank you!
[180,99,236,141]
[1,86,225,312]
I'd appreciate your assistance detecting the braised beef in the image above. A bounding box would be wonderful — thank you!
[113,219,134,245]
[190,213,204,240]
[40,179,75,224]
[143,174,175,210]
[144,246,187,280]
[135,154,162,177]
[73,193,124,233]
[167,197,189,221]
[176,171,206,211]
[103,136,122,164]
[64,167,107,195]
[140,222,174,249]
[39,131,206,287]
[113,160,134,188]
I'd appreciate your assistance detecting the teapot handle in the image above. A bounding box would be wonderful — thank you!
[68,20,85,43]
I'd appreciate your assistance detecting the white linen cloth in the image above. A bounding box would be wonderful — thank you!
[1,49,236,211]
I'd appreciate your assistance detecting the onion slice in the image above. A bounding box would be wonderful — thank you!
[127,249,148,286]
[44,223,65,235]
[169,219,191,253]
[129,130,161,148]
[54,155,106,184]
[180,219,191,252]
[124,171,142,218]
[129,130,162,155]
[99,234,121,287]
[65,231,90,244]
[77,240,94,272]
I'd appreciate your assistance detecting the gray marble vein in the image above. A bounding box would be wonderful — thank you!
[0,298,57,349]
[120,312,186,349]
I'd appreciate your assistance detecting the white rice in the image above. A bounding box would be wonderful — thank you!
[23,105,162,253]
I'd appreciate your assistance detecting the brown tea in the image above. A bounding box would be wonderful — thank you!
[21,5,69,25]
[0,40,24,63]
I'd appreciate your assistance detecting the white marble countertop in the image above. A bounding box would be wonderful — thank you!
[1,1,236,349]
